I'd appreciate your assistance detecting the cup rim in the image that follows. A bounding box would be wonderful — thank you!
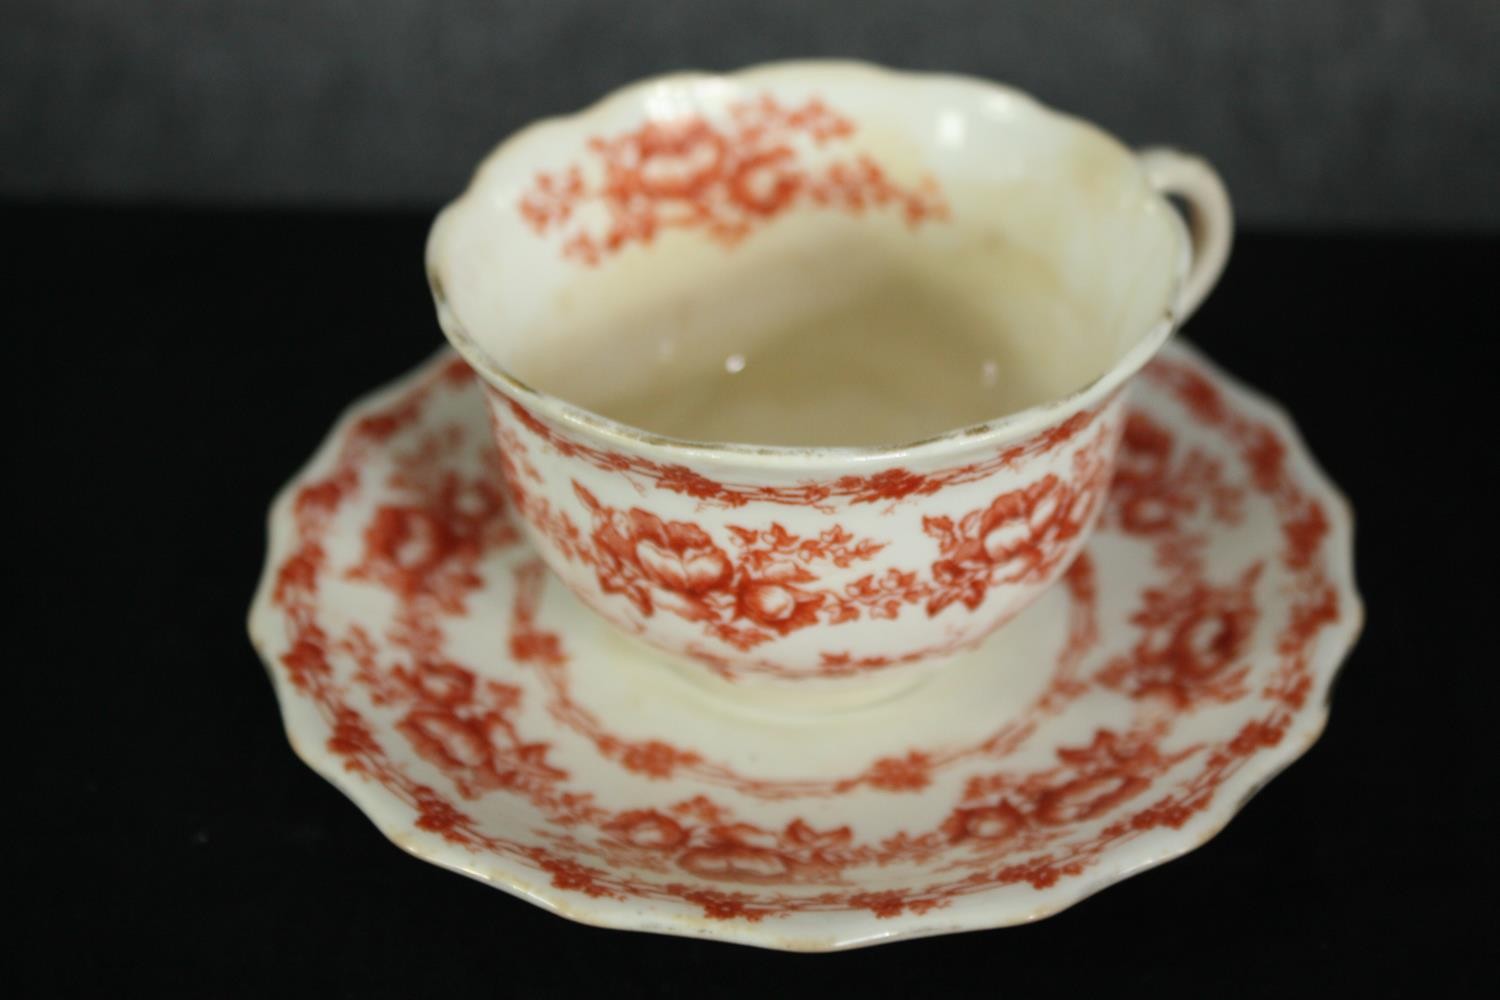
[427,58,1189,468]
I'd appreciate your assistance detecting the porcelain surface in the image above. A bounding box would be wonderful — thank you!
[248,342,1359,950]
[425,61,1233,683]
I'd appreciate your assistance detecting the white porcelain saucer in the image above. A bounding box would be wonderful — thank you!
[248,341,1360,950]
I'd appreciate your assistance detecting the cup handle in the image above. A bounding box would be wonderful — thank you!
[1138,147,1233,323]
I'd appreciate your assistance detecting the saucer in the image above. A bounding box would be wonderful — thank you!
[248,341,1360,950]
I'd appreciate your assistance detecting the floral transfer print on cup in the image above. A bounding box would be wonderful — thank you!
[428,62,1234,695]
[518,93,949,265]
[489,387,1123,670]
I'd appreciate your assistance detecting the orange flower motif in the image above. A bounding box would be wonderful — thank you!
[734,574,824,635]
[585,498,734,617]
[605,810,688,851]
[356,506,470,598]
[1106,412,1243,536]
[518,93,946,264]
[678,844,795,882]
[399,709,490,772]
[610,119,728,200]
[626,513,734,596]
[1098,564,1263,708]
[397,708,563,799]
[942,801,1027,844]
[618,740,702,779]
[570,481,893,653]
[1035,772,1149,825]
[967,475,1074,570]
[404,660,475,706]
[926,476,1076,613]
[348,472,506,612]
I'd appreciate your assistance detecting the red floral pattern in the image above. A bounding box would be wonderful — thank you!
[573,482,907,651]
[519,94,947,265]
[346,445,517,612]
[1097,561,1263,707]
[942,728,1191,846]
[492,396,1119,670]
[922,434,1114,616]
[1093,411,1267,707]
[493,390,1113,511]
[1103,411,1243,536]
[255,348,1351,930]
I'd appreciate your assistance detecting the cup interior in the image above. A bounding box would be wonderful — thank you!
[429,63,1186,449]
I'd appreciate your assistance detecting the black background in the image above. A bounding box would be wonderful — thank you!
[11,206,1496,996]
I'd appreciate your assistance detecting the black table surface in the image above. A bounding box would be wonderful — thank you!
[11,205,1494,997]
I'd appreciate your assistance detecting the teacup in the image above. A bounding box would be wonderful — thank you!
[427,60,1230,702]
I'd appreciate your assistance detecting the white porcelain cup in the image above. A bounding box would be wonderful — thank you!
[427,61,1231,702]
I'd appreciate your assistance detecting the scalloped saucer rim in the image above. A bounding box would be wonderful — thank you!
[248,341,1361,950]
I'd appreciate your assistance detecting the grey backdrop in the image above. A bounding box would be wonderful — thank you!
[4,0,1496,227]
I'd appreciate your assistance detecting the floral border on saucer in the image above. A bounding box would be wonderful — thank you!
[248,342,1361,950]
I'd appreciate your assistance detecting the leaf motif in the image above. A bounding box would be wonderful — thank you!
[727,525,760,546]
[572,481,602,512]
[827,604,860,624]
[921,514,955,543]
[784,819,853,848]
